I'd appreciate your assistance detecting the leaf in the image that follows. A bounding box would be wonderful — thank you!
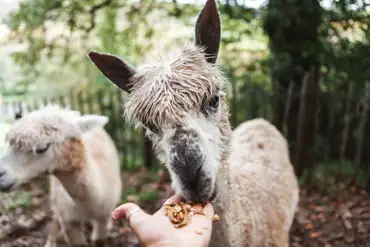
[310,231,322,238]
[305,223,313,230]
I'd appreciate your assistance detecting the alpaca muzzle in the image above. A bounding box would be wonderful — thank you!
[169,130,214,203]
[0,172,16,192]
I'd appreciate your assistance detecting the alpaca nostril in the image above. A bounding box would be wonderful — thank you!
[0,180,15,192]
[0,173,16,192]
[194,164,203,190]
[195,165,202,179]
[195,156,206,181]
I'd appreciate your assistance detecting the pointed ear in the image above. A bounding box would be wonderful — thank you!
[195,0,221,64]
[88,51,136,93]
[75,115,109,133]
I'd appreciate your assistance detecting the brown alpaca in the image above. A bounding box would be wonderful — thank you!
[0,105,122,247]
[87,0,299,246]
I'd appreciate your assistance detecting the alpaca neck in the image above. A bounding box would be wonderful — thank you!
[213,119,233,214]
[53,138,99,206]
[209,121,233,247]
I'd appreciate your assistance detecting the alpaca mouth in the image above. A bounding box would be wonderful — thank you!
[183,170,215,203]
[209,187,217,202]
[0,177,16,192]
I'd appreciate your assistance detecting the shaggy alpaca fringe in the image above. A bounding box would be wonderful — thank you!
[124,44,228,128]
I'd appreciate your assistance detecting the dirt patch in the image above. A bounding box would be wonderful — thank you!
[290,188,370,247]
[0,170,369,247]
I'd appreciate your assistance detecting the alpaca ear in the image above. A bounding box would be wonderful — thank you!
[88,51,136,93]
[75,115,109,133]
[195,0,221,64]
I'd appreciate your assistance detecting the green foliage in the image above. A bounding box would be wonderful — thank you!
[3,0,268,96]
[6,0,61,30]
[315,161,366,183]
[3,0,370,180]
[139,190,159,203]
[120,185,137,204]
[124,186,137,196]
[263,0,322,82]
[301,160,370,197]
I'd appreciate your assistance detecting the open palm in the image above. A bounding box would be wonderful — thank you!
[112,195,215,247]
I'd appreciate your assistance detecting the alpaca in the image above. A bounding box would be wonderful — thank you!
[0,105,122,247]
[87,0,299,246]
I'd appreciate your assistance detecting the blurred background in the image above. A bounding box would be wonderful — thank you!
[0,0,369,246]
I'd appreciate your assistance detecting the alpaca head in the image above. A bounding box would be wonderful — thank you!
[88,0,230,203]
[0,105,108,191]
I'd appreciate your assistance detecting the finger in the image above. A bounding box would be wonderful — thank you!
[187,202,215,228]
[192,204,203,214]
[185,203,215,245]
[112,203,150,227]
[202,202,215,219]
[191,204,215,223]
[112,203,136,220]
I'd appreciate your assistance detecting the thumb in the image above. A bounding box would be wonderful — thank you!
[112,203,151,228]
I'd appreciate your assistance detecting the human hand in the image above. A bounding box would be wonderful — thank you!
[112,195,215,247]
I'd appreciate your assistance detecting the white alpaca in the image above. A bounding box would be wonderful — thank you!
[87,0,299,246]
[210,118,299,246]
[0,105,122,247]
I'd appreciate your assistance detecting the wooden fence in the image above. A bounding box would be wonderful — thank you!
[2,87,159,170]
[2,82,370,186]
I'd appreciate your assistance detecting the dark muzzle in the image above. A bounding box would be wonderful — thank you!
[169,129,213,203]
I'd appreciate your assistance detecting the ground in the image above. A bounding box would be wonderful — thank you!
[0,168,369,247]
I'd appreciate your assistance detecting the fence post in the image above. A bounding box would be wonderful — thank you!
[295,68,319,179]
[339,82,354,167]
[354,82,370,168]
[87,88,94,114]
[59,96,66,108]
[77,91,85,114]
[70,89,76,110]
[282,81,294,139]
[32,98,40,111]
[108,89,118,143]
[42,97,49,107]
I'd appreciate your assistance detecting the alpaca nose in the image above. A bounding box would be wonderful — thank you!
[0,171,15,192]
[171,144,205,189]
[169,128,214,203]
[170,143,214,202]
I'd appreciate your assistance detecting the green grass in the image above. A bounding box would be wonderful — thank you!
[139,190,159,203]
[300,160,369,197]
[119,185,138,204]
[312,160,368,185]
[0,191,33,211]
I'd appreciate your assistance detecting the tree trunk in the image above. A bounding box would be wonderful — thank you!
[339,82,354,167]
[354,82,370,168]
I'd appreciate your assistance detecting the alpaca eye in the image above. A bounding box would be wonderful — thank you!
[35,143,50,154]
[144,122,159,134]
[208,95,219,108]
